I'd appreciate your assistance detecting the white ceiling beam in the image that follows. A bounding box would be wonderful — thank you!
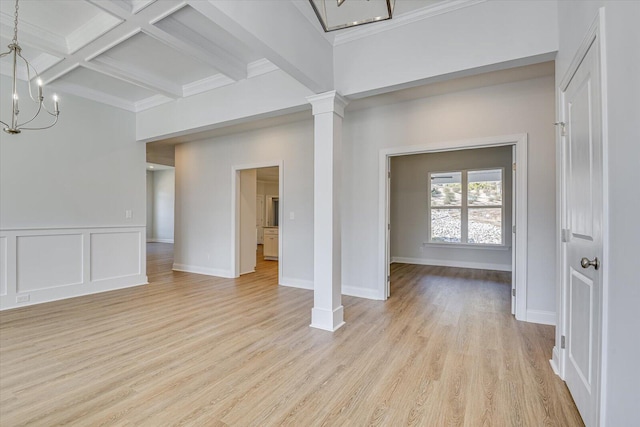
[149,15,246,81]
[87,0,247,81]
[85,57,183,98]
[187,0,333,94]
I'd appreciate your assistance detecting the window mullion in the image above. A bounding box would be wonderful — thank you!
[461,170,468,243]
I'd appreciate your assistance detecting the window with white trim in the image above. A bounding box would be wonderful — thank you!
[428,169,504,245]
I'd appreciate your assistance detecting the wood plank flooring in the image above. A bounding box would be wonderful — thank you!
[0,243,583,426]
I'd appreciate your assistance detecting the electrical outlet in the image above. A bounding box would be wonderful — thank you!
[16,294,30,303]
[125,209,132,219]
[290,212,295,220]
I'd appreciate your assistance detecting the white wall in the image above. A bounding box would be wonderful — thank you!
[556,1,640,424]
[136,69,314,143]
[342,75,556,318]
[390,146,513,271]
[0,76,147,310]
[172,73,557,319]
[152,169,175,243]
[335,0,558,97]
[173,120,314,288]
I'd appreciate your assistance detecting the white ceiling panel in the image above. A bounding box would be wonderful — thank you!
[93,31,220,86]
[0,0,99,36]
[54,66,156,102]
[154,5,262,66]
[0,0,121,53]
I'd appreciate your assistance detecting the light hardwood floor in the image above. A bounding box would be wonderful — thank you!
[0,243,583,426]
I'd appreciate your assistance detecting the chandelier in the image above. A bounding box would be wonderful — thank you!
[309,0,395,32]
[1,0,59,134]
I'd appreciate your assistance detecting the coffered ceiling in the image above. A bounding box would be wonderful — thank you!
[0,0,454,113]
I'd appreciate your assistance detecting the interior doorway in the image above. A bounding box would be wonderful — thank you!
[232,162,283,283]
[379,134,528,321]
[145,163,175,244]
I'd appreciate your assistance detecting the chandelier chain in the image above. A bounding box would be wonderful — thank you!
[12,0,19,45]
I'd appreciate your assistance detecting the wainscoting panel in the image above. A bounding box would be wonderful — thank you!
[0,227,147,310]
[91,232,141,282]
[17,234,83,292]
[0,236,7,296]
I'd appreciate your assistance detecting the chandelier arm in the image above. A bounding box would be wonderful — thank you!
[0,120,9,128]
[17,114,58,131]
[0,51,10,58]
[15,100,44,127]
[16,50,40,103]
[41,103,57,116]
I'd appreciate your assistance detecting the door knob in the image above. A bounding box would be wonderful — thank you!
[580,257,600,270]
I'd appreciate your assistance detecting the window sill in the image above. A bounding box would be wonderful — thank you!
[422,242,511,251]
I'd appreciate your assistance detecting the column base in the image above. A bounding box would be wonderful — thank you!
[310,306,345,332]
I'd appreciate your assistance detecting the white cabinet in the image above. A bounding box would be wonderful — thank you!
[263,227,278,260]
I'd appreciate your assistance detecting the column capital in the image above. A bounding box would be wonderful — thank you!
[306,90,349,118]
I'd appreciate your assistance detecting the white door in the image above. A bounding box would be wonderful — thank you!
[562,38,603,427]
[511,146,516,315]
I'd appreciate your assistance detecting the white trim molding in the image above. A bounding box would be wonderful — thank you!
[280,277,313,291]
[379,134,528,320]
[391,257,511,272]
[0,226,147,311]
[147,238,174,244]
[526,309,556,326]
[333,0,487,46]
[342,285,384,300]
[231,160,284,284]
[172,263,233,279]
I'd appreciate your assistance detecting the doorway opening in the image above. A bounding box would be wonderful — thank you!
[379,134,528,320]
[231,162,283,283]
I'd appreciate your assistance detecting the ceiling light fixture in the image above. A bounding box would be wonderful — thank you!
[1,0,59,134]
[309,0,395,32]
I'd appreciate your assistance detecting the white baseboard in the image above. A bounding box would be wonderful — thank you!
[526,309,556,325]
[147,239,174,243]
[391,256,511,272]
[550,346,562,377]
[342,285,384,300]
[280,277,314,290]
[172,263,233,278]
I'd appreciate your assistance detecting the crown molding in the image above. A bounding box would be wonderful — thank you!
[50,80,137,112]
[333,0,487,46]
[247,58,279,79]
[131,0,158,15]
[182,73,235,97]
[135,94,172,112]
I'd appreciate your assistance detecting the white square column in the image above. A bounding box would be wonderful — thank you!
[307,91,348,332]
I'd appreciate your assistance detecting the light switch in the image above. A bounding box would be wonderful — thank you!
[290,212,295,220]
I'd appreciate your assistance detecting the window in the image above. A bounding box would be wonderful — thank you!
[429,169,503,245]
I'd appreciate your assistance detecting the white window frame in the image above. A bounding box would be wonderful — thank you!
[427,167,505,247]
